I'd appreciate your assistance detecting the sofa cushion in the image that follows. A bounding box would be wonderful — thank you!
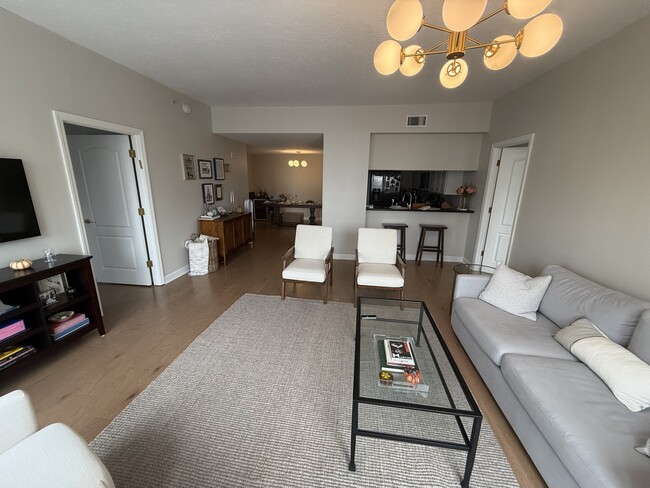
[539,265,650,346]
[501,354,650,488]
[453,298,575,366]
[628,309,650,365]
[478,264,551,321]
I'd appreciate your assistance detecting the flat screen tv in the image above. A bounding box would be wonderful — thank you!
[0,158,41,243]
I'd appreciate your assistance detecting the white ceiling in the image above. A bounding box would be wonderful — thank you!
[3,0,650,108]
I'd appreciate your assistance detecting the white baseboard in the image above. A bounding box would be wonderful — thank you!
[165,265,189,284]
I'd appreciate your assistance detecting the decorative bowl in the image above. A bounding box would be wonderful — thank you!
[48,311,75,323]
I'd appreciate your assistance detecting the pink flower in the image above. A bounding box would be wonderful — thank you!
[456,186,465,195]
[466,184,477,195]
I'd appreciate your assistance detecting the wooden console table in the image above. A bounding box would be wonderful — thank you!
[0,255,104,379]
[199,213,253,265]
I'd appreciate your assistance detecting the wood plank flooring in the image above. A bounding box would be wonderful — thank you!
[0,222,546,487]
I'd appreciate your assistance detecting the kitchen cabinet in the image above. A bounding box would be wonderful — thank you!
[199,213,253,265]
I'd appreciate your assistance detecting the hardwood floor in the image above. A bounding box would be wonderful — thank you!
[0,222,546,487]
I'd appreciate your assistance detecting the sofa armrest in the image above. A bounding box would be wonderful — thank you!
[453,274,491,300]
[0,390,38,455]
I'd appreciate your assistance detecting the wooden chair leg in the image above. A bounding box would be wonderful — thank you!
[324,279,328,304]
[416,229,426,265]
[330,263,333,286]
[281,280,286,300]
[439,229,445,267]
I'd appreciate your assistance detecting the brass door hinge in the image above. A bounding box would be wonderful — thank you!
[146,260,153,268]
[128,149,136,158]
[138,208,145,216]
[496,159,501,167]
[480,251,485,257]
[488,206,492,214]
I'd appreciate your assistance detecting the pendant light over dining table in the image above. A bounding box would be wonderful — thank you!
[288,151,308,168]
[373,0,563,89]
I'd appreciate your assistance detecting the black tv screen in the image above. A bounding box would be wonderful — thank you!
[0,158,41,243]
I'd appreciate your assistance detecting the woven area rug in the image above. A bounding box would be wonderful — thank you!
[91,294,518,487]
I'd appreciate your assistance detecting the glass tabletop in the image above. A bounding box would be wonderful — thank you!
[355,297,480,417]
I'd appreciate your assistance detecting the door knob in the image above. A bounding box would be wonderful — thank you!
[84,219,95,224]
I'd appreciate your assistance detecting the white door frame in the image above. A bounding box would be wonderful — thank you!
[472,133,535,265]
[52,111,165,286]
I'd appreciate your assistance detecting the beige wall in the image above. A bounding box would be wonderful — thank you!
[0,9,248,280]
[468,15,650,300]
[248,153,323,201]
[214,103,492,257]
[369,133,483,170]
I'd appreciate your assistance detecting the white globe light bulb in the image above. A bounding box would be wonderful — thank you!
[519,13,563,57]
[386,0,424,41]
[442,0,487,32]
[374,40,402,75]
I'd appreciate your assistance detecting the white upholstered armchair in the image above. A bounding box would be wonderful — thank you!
[355,228,406,304]
[0,390,114,488]
[281,224,334,303]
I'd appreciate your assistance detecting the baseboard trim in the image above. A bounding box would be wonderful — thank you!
[165,265,189,284]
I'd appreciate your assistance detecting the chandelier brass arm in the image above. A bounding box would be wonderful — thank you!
[374,0,563,88]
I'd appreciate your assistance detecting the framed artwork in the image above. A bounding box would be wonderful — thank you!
[213,158,225,180]
[198,159,213,179]
[37,273,68,295]
[202,183,215,204]
[182,154,196,180]
[215,184,223,201]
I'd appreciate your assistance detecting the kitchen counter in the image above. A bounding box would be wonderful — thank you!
[367,206,474,213]
[366,208,474,262]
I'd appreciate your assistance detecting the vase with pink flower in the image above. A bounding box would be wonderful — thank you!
[456,183,477,210]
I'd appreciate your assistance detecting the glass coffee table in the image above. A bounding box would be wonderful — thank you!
[349,297,482,488]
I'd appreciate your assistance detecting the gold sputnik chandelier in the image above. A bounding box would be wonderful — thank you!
[374,0,563,89]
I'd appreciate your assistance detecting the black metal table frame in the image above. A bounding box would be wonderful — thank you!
[349,297,483,488]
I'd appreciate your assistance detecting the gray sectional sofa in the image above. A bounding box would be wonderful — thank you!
[451,265,650,488]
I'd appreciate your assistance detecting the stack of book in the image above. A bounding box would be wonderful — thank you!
[50,313,90,341]
[0,300,19,317]
[0,319,26,342]
[0,345,36,371]
[376,336,429,395]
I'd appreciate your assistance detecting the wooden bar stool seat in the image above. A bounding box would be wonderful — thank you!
[416,224,447,266]
[382,223,408,260]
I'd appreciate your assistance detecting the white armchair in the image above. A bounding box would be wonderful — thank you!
[0,390,114,488]
[281,224,334,303]
[355,228,406,304]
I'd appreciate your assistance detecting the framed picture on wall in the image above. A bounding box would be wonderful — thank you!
[198,159,213,179]
[182,154,196,180]
[202,183,215,204]
[213,158,225,180]
[215,184,223,201]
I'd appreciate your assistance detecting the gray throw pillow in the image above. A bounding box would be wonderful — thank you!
[628,310,650,365]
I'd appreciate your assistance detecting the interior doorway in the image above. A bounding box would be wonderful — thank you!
[52,111,164,286]
[473,134,534,267]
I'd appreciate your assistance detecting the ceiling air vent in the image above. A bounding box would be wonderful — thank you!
[406,115,427,127]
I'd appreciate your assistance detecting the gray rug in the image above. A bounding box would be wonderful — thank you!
[91,294,518,487]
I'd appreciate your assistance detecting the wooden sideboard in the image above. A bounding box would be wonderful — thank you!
[199,213,253,265]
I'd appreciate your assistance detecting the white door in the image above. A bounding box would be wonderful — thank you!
[67,135,152,285]
[481,147,529,268]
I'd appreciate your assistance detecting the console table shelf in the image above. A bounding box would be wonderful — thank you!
[0,254,104,379]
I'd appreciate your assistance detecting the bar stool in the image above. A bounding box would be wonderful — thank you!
[416,224,447,266]
[382,223,408,260]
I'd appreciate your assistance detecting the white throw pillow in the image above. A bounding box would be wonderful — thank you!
[555,318,650,412]
[478,264,551,321]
